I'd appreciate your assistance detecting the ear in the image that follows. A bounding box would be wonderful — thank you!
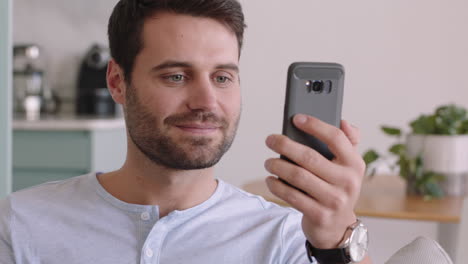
[107,59,127,105]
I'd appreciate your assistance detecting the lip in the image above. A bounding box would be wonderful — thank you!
[174,123,221,134]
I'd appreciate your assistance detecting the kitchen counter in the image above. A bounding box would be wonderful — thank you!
[13,114,126,131]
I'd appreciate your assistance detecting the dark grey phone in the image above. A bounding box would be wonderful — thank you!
[281,62,344,163]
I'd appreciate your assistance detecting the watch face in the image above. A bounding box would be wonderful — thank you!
[349,223,369,261]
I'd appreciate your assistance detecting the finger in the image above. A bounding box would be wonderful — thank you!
[292,114,358,166]
[264,158,333,200]
[265,176,325,218]
[265,159,352,210]
[340,120,360,148]
[266,135,343,183]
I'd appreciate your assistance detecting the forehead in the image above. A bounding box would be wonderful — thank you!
[138,12,239,67]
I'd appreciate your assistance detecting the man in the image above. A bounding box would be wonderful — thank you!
[0,0,371,263]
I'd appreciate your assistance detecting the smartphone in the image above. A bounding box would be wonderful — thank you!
[280,62,344,189]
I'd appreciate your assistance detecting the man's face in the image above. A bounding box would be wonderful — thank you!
[124,12,241,170]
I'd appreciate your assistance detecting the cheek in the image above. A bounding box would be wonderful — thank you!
[220,90,241,119]
[139,83,180,111]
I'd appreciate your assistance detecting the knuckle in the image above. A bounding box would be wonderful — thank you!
[344,177,361,195]
[286,191,300,205]
[341,174,353,187]
[291,168,309,185]
[329,193,347,210]
[272,181,287,198]
[301,150,319,167]
[326,128,346,145]
[314,210,331,227]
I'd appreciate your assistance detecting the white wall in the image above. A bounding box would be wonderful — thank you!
[219,2,468,262]
[13,0,118,106]
[221,0,468,186]
[13,0,468,262]
[0,0,13,198]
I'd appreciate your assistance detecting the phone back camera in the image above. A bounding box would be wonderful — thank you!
[306,80,324,94]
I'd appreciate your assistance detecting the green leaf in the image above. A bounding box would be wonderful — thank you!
[461,120,468,134]
[389,144,405,156]
[414,160,424,179]
[408,157,417,175]
[398,156,410,179]
[426,172,445,182]
[409,104,468,135]
[410,115,436,134]
[363,150,379,165]
[424,182,444,198]
[431,104,468,135]
[381,126,401,136]
[435,104,466,122]
[415,171,445,199]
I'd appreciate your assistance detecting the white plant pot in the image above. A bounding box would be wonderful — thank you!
[406,134,468,173]
[406,134,468,196]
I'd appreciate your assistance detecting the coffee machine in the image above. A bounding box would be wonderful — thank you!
[13,44,58,119]
[76,44,116,116]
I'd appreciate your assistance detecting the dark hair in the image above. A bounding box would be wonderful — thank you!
[108,0,246,83]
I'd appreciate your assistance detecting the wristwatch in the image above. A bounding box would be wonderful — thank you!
[305,219,369,264]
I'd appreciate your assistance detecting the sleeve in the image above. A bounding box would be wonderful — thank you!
[0,197,15,264]
[280,210,317,264]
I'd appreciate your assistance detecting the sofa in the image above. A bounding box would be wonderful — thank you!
[385,236,453,264]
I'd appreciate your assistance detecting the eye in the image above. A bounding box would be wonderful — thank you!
[169,74,185,82]
[215,75,231,84]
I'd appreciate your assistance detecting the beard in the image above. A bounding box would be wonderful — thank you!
[124,85,239,170]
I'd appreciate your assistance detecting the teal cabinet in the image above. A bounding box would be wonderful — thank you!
[12,127,127,191]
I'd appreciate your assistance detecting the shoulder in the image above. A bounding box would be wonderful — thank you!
[5,173,95,215]
[0,196,12,230]
[217,179,301,218]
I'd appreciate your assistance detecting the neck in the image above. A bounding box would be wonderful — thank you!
[97,142,218,218]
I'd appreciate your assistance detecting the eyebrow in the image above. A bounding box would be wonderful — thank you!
[150,60,239,73]
[215,63,239,73]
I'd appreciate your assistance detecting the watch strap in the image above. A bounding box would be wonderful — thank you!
[305,240,351,264]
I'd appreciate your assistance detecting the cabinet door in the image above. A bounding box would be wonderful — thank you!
[12,128,127,191]
[12,130,92,191]
[0,0,12,198]
[13,131,91,170]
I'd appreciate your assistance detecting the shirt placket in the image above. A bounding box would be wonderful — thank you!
[140,213,171,264]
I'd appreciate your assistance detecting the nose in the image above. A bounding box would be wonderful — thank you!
[186,77,218,112]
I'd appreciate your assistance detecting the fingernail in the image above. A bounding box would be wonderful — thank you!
[294,114,307,124]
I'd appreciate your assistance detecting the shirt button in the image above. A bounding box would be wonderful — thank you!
[145,248,154,258]
[141,212,150,221]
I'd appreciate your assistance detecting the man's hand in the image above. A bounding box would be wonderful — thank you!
[264,114,365,249]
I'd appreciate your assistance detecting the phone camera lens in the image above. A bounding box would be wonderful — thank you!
[307,80,323,93]
[306,80,325,93]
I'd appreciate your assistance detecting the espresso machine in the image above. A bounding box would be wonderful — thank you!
[13,44,58,119]
[76,44,116,117]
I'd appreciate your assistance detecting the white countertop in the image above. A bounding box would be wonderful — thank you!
[13,114,126,131]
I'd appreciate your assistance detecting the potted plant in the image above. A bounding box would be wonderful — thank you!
[364,104,468,199]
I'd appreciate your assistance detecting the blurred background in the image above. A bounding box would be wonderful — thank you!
[2,0,468,262]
